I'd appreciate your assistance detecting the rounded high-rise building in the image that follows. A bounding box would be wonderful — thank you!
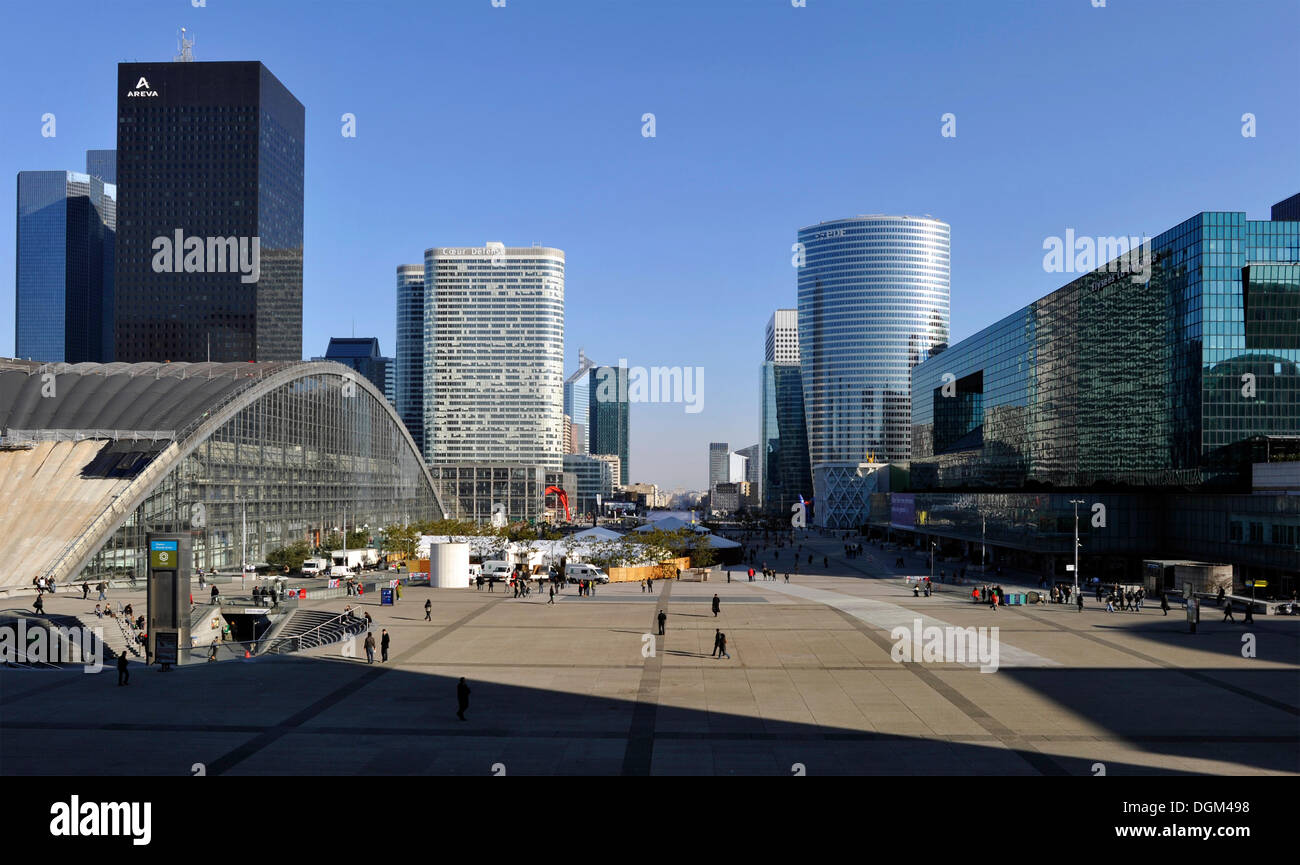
[797,215,950,472]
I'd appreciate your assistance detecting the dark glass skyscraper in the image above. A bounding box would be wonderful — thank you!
[395,264,426,455]
[114,61,304,362]
[589,364,630,485]
[311,337,393,404]
[15,168,116,363]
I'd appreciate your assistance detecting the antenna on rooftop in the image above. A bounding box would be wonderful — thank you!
[175,28,195,62]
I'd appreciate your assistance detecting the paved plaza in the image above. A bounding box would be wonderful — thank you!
[2,534,1297,776]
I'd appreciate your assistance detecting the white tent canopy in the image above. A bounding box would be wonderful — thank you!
[634,516,709,534]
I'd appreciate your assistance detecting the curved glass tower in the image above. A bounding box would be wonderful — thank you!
[797,215,950,473]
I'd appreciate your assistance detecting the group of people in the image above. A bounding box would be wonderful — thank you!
[1102,586,1146,613]
[912,578,933,597]
[972,585,1008,609]
[844,543,864,560]
[31,575,57,594]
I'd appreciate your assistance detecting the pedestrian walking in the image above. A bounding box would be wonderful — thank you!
[1222,602,1235,622]
[81,582,90,600]
[1244,603,1254,625]
[657,609,666,636]
[97,582,107,601]
[33,594,44,616]
[457,677,471,721]
[1076,592,1083,612]
[1160,593,1170,616]
[424,599,432,621]
[364,631,376,664]
[711,594,720,617]
[718,631,730,660]
[380,629,390,662]
[548,585,555,605]
[712,628,722,658]
[117,653,129,686]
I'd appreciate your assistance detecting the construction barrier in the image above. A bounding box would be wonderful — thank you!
[606,557,691,584]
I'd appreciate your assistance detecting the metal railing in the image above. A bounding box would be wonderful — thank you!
[1,428,177,445]
[262,609,370,655]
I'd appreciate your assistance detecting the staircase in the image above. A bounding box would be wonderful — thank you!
[69,611,142,658]
[261,609,369,655]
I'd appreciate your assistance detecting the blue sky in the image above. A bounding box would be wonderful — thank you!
[2,0,1296,490]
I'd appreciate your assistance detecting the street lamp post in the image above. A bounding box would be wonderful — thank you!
[1069,499,1085,605]
[930,541,936,584]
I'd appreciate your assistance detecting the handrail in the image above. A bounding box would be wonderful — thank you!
[264,609,369,655]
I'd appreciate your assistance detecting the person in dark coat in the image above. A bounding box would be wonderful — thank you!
[457,677,471,721]
[712,628,722,658]
[33,594,44,616]
[117,653,129,686]
[424,599,432,621]
[1160,593,1170,616]
[364,631,376,664]
[717,632,730,659]
[380,629,390,662]
[657,609,666,636]
[81,582,90,600]
[712,594,720,617]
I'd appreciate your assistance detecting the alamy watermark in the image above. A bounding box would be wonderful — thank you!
[890,618,1000,673]
[1,620,105,672]
[594,359,704,414]
[151,230,260,283]
[1042,230,1151,283]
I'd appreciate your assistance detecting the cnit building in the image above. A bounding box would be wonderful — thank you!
[883,196,1300,596]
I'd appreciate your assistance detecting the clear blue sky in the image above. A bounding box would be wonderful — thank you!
[2,0,1296,490]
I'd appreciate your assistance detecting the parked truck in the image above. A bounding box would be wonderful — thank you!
[328,548,380,573]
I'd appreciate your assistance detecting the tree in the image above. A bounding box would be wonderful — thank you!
[384,524,419,559]
[267,540,311,571]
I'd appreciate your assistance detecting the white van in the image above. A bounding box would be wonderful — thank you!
[467,563,483,582]
[302,558,329,576]
[566,563,609,584]
[481,561,512,583]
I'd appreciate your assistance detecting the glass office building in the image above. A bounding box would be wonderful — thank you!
[589,364,630,485]
[114,61,304,362]
[797,215,950,526]
[0,360,442,588]
[761,361,813,517]
[564,349,596,454]
[797,216,950,467]
[311,337,394,405]
[15,169,116,363]
[903,204,1300,591]
[395,264,426,455]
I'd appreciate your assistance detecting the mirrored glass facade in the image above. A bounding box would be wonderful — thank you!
[912,211,1300,490]
[15,170,116,363]
[761,361,812,517]
[797,215,950,490]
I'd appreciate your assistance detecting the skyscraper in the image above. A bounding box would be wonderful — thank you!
[113,61,304,362]
[797,215,950,513]
[589,363,630,485]
[15,168,116,363]
[761,307,812,517]
[564,348,597,454]
[85,150,116,185]
[423,243,565,521]
[395,264,426,455]
[765,308,800,363]
[708,442,730,488]
[311,337,393,404]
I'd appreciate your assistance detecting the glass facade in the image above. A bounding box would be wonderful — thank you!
[15,169,116,363]
[311,337,393,405]
[902,205,1300,591]
[760,361,812,517]
[23,364,442,583]
[114,62,304,362]
[432,464,548,525]
[563,349,596,454]
[564,453,613,518]
[797,215,950,482]
[912,211,1300,490]
[589,365,630,485]
[395,264,426,455]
